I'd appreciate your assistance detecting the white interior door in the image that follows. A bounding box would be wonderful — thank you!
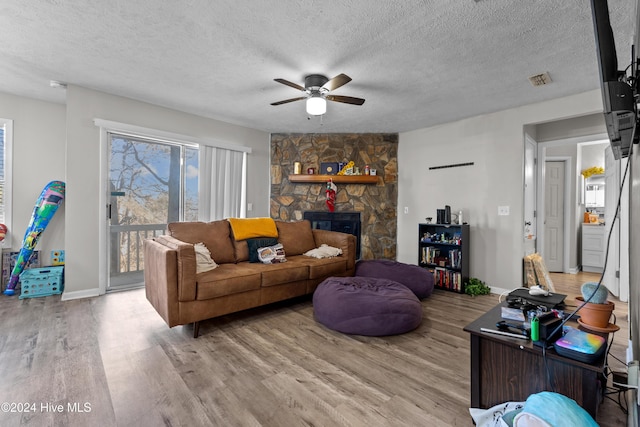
[544,161,565,272]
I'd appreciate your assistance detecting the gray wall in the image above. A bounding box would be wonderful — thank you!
[581,142,608,169]
[63,85,270,298]
[536,113,605,143]
[0,93,66,263]
[0,86,608,298]
[0,86,270,299]
[397,90,604,292]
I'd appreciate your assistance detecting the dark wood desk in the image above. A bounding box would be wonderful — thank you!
[463,302,606,418]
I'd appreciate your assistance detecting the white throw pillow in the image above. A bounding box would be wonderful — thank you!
[303,244,343,259]
[194,242,218,273]
[257,243,287,264]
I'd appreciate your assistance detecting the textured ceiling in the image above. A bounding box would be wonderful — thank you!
[0,1,635,133]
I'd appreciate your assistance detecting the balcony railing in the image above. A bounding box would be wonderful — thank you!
[110,223,166,287]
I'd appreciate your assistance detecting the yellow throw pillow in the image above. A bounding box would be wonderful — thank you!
[227,217,278,241]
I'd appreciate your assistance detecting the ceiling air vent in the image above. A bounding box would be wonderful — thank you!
[528,72,552,87]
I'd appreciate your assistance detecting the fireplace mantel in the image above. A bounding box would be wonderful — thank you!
[288,174,379,184]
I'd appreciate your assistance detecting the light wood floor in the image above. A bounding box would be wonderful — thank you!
[0,272,629,426]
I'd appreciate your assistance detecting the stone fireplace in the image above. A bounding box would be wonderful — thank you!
[270,133,398,260]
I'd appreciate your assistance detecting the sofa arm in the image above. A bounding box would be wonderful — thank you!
[153,235,198,301]
[144,236,197,327]
[312,229,357,270]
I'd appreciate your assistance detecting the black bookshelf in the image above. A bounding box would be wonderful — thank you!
[418,223,470,293]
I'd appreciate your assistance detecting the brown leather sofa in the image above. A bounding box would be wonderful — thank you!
[144,219,356,337]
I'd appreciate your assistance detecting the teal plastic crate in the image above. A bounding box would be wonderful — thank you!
[19,266,64,299]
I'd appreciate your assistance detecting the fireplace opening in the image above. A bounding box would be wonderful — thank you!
[303,211,361,259]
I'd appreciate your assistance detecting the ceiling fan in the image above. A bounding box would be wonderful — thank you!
[270,73,365,116]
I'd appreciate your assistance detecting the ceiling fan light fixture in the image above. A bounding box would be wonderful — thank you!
[306,95,326,116]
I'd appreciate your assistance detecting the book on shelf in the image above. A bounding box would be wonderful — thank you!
[421,246,441,264]
[448,249,461,269]
[430,267,462,291]
[422,246,461,269]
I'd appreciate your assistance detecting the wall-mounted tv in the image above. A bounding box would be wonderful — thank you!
[590,0,637,159]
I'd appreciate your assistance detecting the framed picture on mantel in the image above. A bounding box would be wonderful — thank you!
[320,162,339,175]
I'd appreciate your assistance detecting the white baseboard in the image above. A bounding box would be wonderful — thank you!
[61,287,101,301]
[568,266,580,274]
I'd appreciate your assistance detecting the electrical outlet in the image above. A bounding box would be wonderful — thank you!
[498,206,510,216]
[247,202,253,211]
[404,206,409,214]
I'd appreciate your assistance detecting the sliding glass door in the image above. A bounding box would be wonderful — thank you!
[108,133,198,291]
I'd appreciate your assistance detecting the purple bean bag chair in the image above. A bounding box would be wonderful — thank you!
[355,259,435,299]
[313,276,422,336]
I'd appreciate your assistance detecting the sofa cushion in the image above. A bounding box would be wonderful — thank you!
[289,255,347,279]
[258,262,309,287]
[276,220,316,256]
[168,220,235,264]
[195,264,261,300]
[233,239,249,263]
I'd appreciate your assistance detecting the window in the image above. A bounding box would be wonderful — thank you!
[0,119,12,229]
[107,132,199,289]
[108,132,199,226]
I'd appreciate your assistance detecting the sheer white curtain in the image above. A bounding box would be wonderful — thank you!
[199,145,247,220]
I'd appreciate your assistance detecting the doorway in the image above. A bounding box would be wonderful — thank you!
[107,133,198,291]
[532,138,582,274]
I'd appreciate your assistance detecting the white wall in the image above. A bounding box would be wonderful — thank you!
[397,90,604,292]
[63,85,270,298]
[0,92,66,264]
[581,142,608,169]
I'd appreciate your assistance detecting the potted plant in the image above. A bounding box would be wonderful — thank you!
[465,277,491,297]
[576,282,615,329]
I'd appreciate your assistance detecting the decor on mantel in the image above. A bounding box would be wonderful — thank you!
[270,133,398,260]
[326,180,337,212]
[288,174,379,184]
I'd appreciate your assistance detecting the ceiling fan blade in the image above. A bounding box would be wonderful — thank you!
[270,96,307,106]
[326,95,365,105]
[322,73,352,91]
[274,78,306,92]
